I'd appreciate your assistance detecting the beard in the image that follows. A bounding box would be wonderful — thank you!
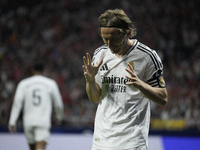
[109,38,127,54]
[110,45,122,54]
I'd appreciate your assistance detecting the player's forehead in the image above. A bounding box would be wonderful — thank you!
[100,27,122,38]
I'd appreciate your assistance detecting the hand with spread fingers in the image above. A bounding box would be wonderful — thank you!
[82,53,103,82]
[125,63,167,106]
[125,63,142,89]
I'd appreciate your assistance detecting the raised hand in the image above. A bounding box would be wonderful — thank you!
[125,63,142,89]
[83,53,103,82]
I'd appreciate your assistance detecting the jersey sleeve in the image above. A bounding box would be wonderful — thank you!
[145,50,166,88]
[9,82,24,126]
[51,81,64,121]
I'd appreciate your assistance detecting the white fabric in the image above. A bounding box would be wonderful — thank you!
[24,126,50,144]
[9,75,64,128]
[91,40,164,149]
[91,144,147,150]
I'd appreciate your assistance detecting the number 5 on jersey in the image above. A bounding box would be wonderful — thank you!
[33,89,41,106]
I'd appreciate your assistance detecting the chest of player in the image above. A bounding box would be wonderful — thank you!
[99,55,147,82]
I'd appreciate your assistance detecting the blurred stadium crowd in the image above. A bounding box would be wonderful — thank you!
[0,0,200,131]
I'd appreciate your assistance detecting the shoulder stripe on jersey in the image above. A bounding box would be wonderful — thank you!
[148,78,157,82]
[148,80,158,85]
[94,45,107,56]
[127,40,138,55]
[137,44,162,70]
[150,82,159,87]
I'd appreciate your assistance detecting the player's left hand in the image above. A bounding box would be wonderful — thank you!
[8,125,16,133]
[125,63,143,89]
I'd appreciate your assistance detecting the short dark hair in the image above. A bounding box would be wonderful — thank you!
[33,62,45,72]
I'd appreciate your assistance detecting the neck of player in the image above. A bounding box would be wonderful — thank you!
[115,39,135,58]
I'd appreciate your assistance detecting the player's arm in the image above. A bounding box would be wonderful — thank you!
[125,63,167,106]
[8,83,24,132]
[51,82,64,124]
[83,53,103,104]
[132,81,167,106]
[86,78,102,104]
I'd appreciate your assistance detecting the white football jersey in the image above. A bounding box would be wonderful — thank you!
[9,75,63,128]
[91,40,165,149]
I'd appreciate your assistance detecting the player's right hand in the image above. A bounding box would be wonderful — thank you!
[8,125,16,133]
[82,53,103,82]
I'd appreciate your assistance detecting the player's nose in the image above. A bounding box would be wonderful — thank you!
[107,40,114,47]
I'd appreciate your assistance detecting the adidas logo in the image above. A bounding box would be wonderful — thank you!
[100,63,108,71]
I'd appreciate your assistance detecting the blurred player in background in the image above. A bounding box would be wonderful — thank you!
[83,9,168,150]
[8,61,64,150]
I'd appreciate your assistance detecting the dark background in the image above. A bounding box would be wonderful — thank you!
[0,0,200,136]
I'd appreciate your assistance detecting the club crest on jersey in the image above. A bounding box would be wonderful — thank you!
[159,76,166,87]
[127,61,134,70]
